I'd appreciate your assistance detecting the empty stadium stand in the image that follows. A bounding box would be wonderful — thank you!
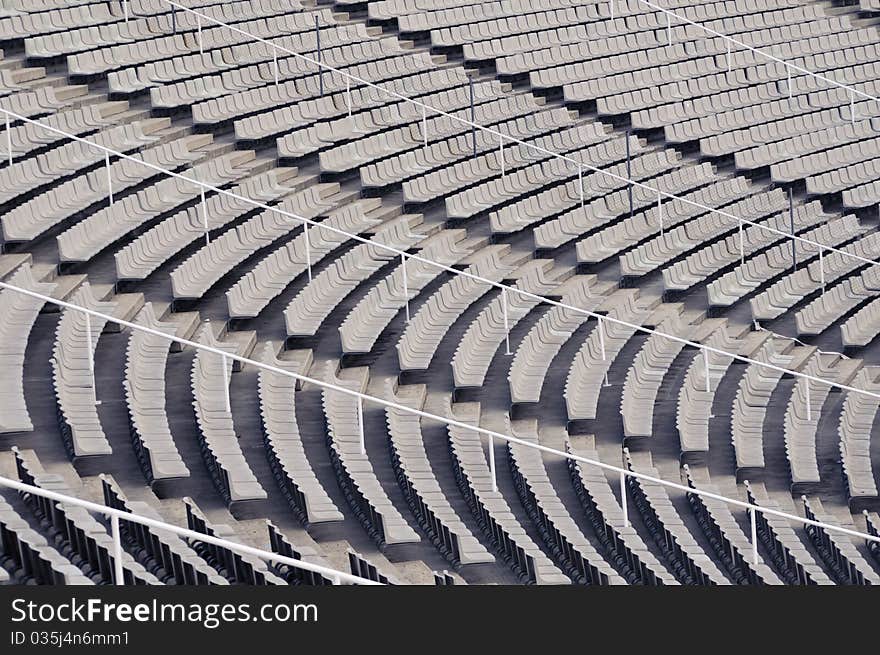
[1,0,879,586]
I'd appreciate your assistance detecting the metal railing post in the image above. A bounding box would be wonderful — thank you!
[303,220,312,281]
[222,353,230,414]
[620,471,628,527]
[401,253,410,323]
[111,513,125,585]
[499,134,504,176]
[703,348,711,393]
[315,15,323,96]
[750,507,759,565]
[357,396,365,455]
[805,379,811,422]
[5,112,11,165]
[469,79,476,157]
[579,165,584,208]
[503,287,511,356]
[657,193,663,235]
[200,187,209,245]
[626,130,633,217]
[488,433,497,493]
[105,152,113,207]
[422,105,428,149]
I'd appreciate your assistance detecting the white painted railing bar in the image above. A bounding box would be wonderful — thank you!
[148,1,880,272]
[1,280,878,549]
[0,476,379,585]
[0,105,876,405]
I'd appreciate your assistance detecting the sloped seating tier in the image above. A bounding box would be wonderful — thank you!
[838,368,880,502]
[677,322,768,455]
[124,303,191,485]
[682,465,783,584]
[13,448,159,585]
[1,134,213,243]
[434,124,625,215]
[497,148,684,239]
[270,68,475,155]
[784,353,860,489]
[623,449,730,585]
[0,493,93,585]
[563,290,668,422]
[508,420,626,585]
[0,119,168,207]
[115,166,308,281]
[445,400,570,584]
[573,164,734,264]
[63,2,316,75]
[110,21,376,96]
[183,498,286,585]
[266,521,338,585]
[384,382,494,566]
[452,260,570,389]
[744,481,834,585]
[566,436,678,585]
[622,311,723,439]
[171,183,358,300]
[707,216,869,308]
[256,342,343,526]
[229,198,391,320]
[285,213,434,338]
[795,266,880,337]
[321,365,420,546]
[190,323,266,505]
[510,275,608,406]
[801,496,880,585]
[338,229,485,354]
[619,188,792,278]
[194,49,436,129]
[0,102,137,163]
[58,149,266,263]
[662,200,835,294]
[840,287,880,348]
[0,262,56,434]
[141,26,392,108]
[51,282,119,460]
[731,339,815,472]
[397,245,526,372]
[101,475,228,585]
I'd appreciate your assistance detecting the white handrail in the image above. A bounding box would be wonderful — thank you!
[0,278,878,558]
[0,475,381,585]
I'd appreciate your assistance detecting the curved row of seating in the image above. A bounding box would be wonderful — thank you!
[190,323,266,505]
[384,382,495,566]
[123,302,194,485]
[507,420,626,585]
[838,367,880,504]
[445,400,570,584]
[321,364,420,546]
[256,342,343,525]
